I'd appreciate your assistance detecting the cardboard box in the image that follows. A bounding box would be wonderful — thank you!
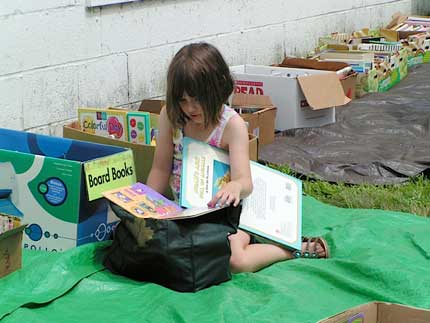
[230,64,350,131]
[0,128,136,251]
[381,14,430,41]
[317,301,430,323]
[63,109,258,197]
[140,99,272,146]
[64,121,157,192]
[277,57,358,100]
[318,49,408,95]
[231,93,276,145]
[0,215,26,278]
[404,33,430,66]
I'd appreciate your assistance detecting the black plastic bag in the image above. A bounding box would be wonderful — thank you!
[104,203,241,292]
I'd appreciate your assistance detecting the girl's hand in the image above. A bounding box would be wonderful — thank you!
[207,181,241,208]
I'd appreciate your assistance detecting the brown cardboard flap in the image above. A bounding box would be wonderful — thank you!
[297,73,351,110]
[327,44,351,51]
[232,93,274,108]
[380,28,401,42]
[0,225,27,242]
[139,100,165,114]
[386,12,408,29]
[279,57,349,71]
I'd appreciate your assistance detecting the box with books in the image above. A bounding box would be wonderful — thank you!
[231,64,350,131]
[64,121,159,196]
[180,137,302,250]
[0,214,26,278]
[381,14,430,41]
[65,108,258,199]
[138,99,259,160]
[316,48,408,95]
[317,29,381,49]
[402,33,430,66]
[0,128,136,251]
[275,57,358,100]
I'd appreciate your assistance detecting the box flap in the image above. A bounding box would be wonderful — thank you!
[280,57,349,71]
[386,12,408,29]
[380,28,401,42]
[297,73,351,109]
[0,224,27,242]
[326,44,351,51]
[139,100,165,114]
[231,93,274,109]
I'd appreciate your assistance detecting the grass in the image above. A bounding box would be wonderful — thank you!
[270,164,430,217]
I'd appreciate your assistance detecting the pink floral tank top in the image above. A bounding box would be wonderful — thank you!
[170,105,237,202]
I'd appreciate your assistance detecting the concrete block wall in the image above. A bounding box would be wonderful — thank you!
[0,0,426,135]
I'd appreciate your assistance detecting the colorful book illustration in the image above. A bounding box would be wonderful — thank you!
[102,182,224,220]
[179,137,302,250]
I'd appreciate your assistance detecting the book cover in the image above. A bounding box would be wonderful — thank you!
[126,111,151,145]
[180,137,302,250]
[102,182,224,220]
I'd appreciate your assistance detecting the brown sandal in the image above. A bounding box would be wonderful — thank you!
[293,236,330,259]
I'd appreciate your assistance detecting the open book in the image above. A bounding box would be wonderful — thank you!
[180,137,302,250]
[102,182,224,220]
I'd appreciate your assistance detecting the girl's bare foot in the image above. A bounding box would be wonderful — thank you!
[293,237,330,259]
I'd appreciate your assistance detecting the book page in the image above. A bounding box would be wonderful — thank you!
[103,183,183,219]
[240,163,301,248]
[102,182,223,220]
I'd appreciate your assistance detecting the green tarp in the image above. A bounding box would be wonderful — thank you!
[1,196,429,323]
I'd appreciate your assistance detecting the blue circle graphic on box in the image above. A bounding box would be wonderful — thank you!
[25,224,43,241]
[41,177,68,206]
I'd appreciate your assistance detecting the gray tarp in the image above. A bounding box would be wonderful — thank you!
[259,64,430,184]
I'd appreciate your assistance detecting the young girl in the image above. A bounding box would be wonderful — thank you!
[146,42,329,273]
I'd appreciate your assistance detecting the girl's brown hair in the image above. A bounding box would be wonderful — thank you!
[166,42,234,128]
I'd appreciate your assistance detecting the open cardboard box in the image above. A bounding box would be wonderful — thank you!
[63,102,258,198]
[0,214,26,278]
[317,49,408,95]
[231,64,350,131]
[381,13,430,41]
[277,57,358,100]
[139,100,259,159]
[231,93,276,145]
[0,128,135,251]
[317,301,430,323]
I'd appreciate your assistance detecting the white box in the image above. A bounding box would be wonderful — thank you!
[230,65,350,131]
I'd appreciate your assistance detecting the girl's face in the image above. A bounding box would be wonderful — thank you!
[179,93,204,124]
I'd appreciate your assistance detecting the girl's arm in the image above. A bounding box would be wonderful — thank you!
[146,107,174,195]
[208,115,253,207]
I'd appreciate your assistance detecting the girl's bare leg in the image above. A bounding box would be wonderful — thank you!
[229,230,326,273]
